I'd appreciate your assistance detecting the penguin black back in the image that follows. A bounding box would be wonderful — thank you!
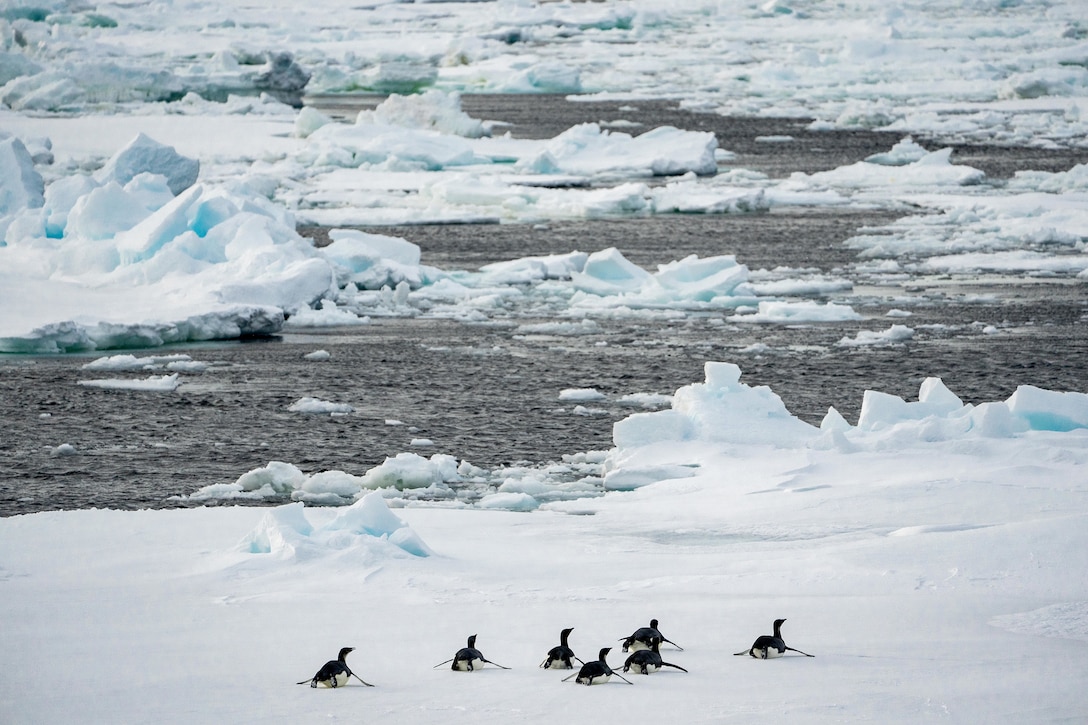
[297,646,374,688]
[540,627,582,670]
[621,618,684,652]
[623,637,688,675]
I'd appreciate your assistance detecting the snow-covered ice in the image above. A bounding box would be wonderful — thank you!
[4,364,1088,721]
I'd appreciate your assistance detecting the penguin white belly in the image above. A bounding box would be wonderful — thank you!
[453,660,483,671]
[579,673,611,685]
[626,641,650,653]
[759,647,782,659]
[545,660,570,670]
[319,671,351,687]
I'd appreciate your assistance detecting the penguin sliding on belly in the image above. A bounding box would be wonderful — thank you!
[433,634,511,671]
[562,647,634,685]
[540,627,584,670]
[623,637,688,675]
[621,618,683,653]
[297,647,375,688]
[734,618,814,659]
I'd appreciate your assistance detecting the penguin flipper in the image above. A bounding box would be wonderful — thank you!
[662,662,689,672]
[733,649,752,656]
[785,646,815,657]
[482,658,511,670]
[662,637,684,651]
[297,679,313,685]
[561,672,578,682]
[352,673,375,686]
[432,658,455,669]
[614,672,636,685]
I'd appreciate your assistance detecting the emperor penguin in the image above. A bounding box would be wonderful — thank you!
[734,618,814,659]
[621,618,683,652]
[623,637,688,675]
[434,634,511,671]
[297,647,374,688]
[541,627,583,670]
[563,647,633,685]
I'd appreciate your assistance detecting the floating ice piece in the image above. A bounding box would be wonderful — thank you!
[360,452,462,491]
[0,136,44,216]
[82,353,194,371]
[1006,385,1088,432]
[856,377,964,431]
[284,300,368,328]
[478,492,540,512]
[560,388,606,402]
[77,374,180,391]
[865,137,929,166]
[792,148,984,189]
[287,397,354,414]
[236,461,308,496]
[356,90,486,138]
[478,251,589,284]
[95,133,199,196]
[527,123,717,177]
[613,362,819,449]
[837,325,914,347]
[571,247,653,296]
[319,228,439,291]
[731,300,862,323]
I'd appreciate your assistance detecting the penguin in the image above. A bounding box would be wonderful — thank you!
[540,627,584,670]
[622,636,688,675]
[621,618,683,652]
[734,618,814,659]
[433,634,511,671]
[297,647,374,688]
[562,647,633,685]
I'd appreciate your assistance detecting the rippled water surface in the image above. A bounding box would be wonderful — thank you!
[3,100,1086,515]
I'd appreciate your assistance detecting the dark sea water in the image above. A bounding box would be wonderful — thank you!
[2,96,1085,516]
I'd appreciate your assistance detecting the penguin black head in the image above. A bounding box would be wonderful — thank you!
[561,627,574,640]
[773,619,786,635]
[649,619,659,628]
[467,634,477,648]
[597,647,611,662]
[337,647,354,661]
